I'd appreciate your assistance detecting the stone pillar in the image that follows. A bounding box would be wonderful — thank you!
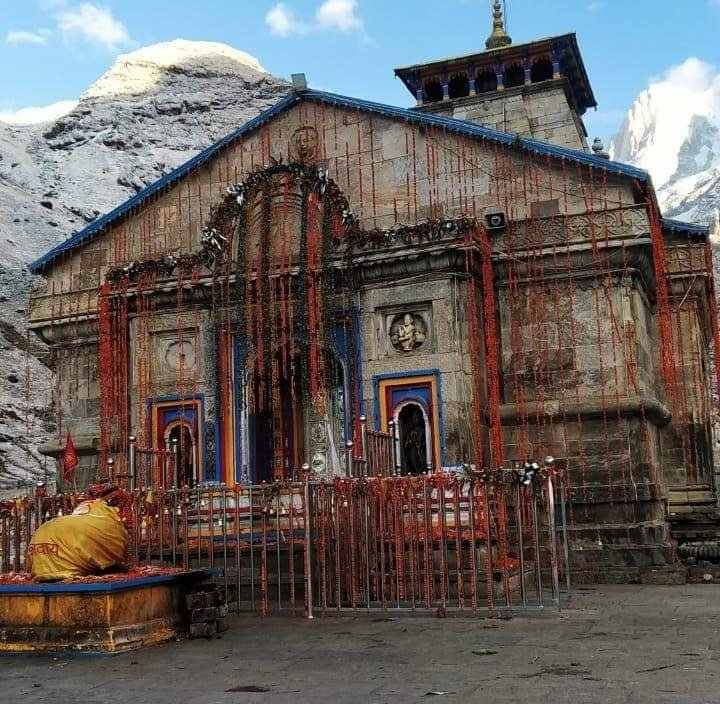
[34,320,101,493]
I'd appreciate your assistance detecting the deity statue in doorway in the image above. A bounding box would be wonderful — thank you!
[399,404,428,475]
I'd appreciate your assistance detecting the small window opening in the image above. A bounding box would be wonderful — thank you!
[448,73,470,100]
[504,63,525,89]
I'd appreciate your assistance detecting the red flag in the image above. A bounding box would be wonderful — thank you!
[62,432,79,482]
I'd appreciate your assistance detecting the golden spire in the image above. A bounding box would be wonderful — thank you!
[485,0,512,50]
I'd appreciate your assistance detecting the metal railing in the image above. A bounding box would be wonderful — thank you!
[345,416,397,478]
[0,492,75,574]
[0,469,571,617]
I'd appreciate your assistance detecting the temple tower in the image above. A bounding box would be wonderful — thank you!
[394,1,597,151]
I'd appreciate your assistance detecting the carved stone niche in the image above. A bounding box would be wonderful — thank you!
[151,330,198,381]
[385,307,432,356]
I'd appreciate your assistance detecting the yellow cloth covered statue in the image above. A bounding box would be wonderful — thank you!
[28,499,129,582]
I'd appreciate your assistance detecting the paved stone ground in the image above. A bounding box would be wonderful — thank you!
[2,585,720,704]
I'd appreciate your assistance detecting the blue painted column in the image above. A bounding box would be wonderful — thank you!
[494,63,505,91]
[551,43,563,79]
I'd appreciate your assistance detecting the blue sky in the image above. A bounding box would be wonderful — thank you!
[1,0,719,141]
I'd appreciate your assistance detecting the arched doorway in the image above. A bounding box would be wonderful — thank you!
[166,422,197,487]
[379,374,440,472]
[245,348,349,481]
[397,403,430,475]
[247,353,304,484]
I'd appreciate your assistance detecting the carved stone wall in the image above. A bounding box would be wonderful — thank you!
[28,101,637,326]
[427,82,588,151]
[128,309,215,458]
[36,323,100,491]
[360,274,478,467]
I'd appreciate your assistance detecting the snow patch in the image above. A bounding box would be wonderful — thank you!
[610,58,720,189]
[84,39,267,99]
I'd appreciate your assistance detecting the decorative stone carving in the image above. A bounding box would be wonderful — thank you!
[389,313,427,352]
[289,126,320,163]
[164,339,196,372]
[507,206,650,250]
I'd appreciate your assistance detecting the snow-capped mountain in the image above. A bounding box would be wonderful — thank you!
[610,58,720,226]
[0,39,290,493]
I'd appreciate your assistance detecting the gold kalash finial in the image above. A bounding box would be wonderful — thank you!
[485,0,512,50]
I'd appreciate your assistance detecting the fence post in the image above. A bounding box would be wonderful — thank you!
[546,473,560,608]
[360,416,368,477]
[171,437,179,488]
[303,469,314,620]
[559,478,572,593]
[128,436,137,491]
[515,478,527,608]
[530,482,543,607]
[389,420,399,475]
[345,441,354,478]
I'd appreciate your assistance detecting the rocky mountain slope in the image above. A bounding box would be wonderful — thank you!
[0,40,290,494]
[610,57,720,227]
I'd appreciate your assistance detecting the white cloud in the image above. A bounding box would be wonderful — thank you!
[0,99,78,125]
[265,3,308,37]
[315,0,362,32]
[266,0,363,37]
[5,30,52,46]
[56,3,132,50]
[657,57,718,93]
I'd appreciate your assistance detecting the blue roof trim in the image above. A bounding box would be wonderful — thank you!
[661,217,709,237]
[303,90,649,179]
[30,88,656,274]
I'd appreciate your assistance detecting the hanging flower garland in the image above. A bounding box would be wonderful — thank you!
[99,160,483,483]
[225,163,353,478]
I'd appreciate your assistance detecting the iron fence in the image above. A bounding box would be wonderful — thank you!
[347,418,396,478]
[0,470,570,617]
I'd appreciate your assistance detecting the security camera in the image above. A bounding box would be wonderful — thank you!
[484,208,507,231]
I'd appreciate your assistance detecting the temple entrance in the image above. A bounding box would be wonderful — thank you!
[379,375,439,472]
[248,358,305,484]
[167,423,196,487]
[154,401,202,487]
[246,350,348,482]
[397,403,429,475]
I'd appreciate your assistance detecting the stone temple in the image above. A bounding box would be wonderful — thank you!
[27,5,719,582]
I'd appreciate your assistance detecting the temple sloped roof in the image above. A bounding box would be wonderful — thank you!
[29,88,708,275]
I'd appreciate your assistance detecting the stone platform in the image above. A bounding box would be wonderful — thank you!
[0,569,209,654]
